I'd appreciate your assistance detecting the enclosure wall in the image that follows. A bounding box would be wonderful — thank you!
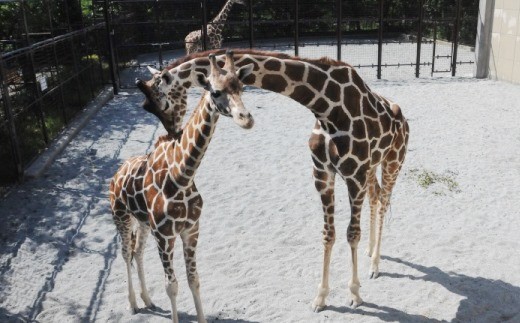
[489,0,520,83]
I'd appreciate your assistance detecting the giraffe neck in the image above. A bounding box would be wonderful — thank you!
[164,94,218,188]
[210,0,235,28]
[178,53,368,121]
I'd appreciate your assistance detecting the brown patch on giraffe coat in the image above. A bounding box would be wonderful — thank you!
[351,70,369,93]
[343,85,361,117]
[327,107,351,131]
[324,81,341,102]
[158,219,174,237]
[264,59,281,71]
[379,114,392,133]
[309,134,327,163]
[371,150,382,165]
[352,140,369,161]
[311,97,330,114]
[178,69,191,79]
[285,61,305,82]
[290,85,314,105]
[352,119,367,139]
[362,98,379,119]
[330,68,350,84]
[340,158,359,177]
[365,118,382,138]
[307,66,328,91]
[262,74,288,93]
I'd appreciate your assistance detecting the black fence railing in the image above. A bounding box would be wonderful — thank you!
[0,23,111,189]
[105,0,478,88]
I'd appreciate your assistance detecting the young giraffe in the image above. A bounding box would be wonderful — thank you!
[184,0,246,54]
[152,49,410,311]
[109,51,254,323]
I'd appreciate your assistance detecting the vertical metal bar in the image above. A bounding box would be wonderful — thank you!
[452,0,462,76]
[202,0,208,51]
[154,0,163,68]
[415,0,423,78]
[294,0,299,56]
[431,23,437,76]
[0,56,24,181]
[103,0,119,94]
[27,49,50,145]
[336,0,342,61]
[377,0,384,79]
[21,0,30,46]
[248,0,254,49]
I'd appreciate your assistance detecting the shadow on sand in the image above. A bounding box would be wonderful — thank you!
[325,255,520,322]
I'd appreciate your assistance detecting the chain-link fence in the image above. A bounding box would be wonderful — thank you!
[1,1,114,191]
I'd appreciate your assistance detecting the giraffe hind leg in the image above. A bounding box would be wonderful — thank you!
[112,210,140,314]
[365,167,381,258]
[181,222,207,323]
[369,161,404,279]
[134,222,155,309]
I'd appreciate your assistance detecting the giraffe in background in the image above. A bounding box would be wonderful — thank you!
[185,0,246,54]
[147,49,410,311]
[109,51,254,323]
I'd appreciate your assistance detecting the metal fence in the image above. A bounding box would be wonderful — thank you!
[0,1,114,190]
[105,0,478,87]
[0,0,478,190]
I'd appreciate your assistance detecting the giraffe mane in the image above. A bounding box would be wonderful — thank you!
[166,48,352,71]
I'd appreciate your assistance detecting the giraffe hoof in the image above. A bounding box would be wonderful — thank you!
[146,303,156,310]
[365,249,373,257]
[350,299,363,309]
[369,268,380,279]
[130,307,140,315]
[312,304,326,313]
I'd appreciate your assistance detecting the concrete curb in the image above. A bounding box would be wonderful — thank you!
[24,85,115,179]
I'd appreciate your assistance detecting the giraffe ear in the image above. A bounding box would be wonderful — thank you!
[161,70,173,85]
[237,63,254,82]
[147,66,160,75]
[192,72,210,90]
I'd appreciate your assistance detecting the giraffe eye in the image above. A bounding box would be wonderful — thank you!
[211,90,222,98]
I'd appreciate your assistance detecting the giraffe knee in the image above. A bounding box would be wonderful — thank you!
[322,226,335,246]
[346,225,361,246]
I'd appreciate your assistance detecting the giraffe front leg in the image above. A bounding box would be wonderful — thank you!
[346,174,368,308]
[154,231,179,323]
[311,166,336,312]
[181,223,207,323]
[134,223,155,308]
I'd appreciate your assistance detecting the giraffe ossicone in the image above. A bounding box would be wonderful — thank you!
[110,50,254,323]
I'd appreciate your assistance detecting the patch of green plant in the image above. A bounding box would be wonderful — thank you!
[408,168,461,195]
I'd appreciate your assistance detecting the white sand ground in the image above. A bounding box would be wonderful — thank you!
[1,76,520,322]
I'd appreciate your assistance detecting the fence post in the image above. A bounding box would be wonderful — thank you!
[202,0,208,51]
[452,0,462,76]
[336,0,342,61]
[416,0,424,78]
[294,0,299,56]
[0,57,24,181]
[377,0,384,79]
[103,0,119,94]
[248,0,254,49]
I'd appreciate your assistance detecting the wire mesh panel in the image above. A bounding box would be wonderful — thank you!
[296,0,336,59]
[110,0,202,87]
[251,0,296,52]
[341,0,380,80]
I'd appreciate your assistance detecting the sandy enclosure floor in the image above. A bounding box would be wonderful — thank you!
[1,77,519,322]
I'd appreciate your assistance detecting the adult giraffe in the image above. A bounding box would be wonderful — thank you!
[109,51,254,323]
[184,0,246,54]
[142,49,410,311]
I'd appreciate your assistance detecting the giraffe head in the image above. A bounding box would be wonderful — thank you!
[192,50,254,129]
[135,67,187,135]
